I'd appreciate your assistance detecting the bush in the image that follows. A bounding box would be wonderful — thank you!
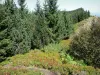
[70,17,100,68]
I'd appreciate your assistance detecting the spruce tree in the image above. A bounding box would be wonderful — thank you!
[9,0,31,54]
[55,12,67,41]
[32,0,54,48]
[10,14,31,54]
[18,0,26,18]
[44,0,58,30]
[43,0,58,42]
[0,3,13,61]
[55,11,73,41]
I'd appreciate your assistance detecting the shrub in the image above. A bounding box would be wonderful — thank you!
[70,17,100,68]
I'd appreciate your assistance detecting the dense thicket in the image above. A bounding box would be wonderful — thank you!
[0,0,90,61]
[70,17,100,68]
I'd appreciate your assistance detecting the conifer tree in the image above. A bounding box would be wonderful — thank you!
[10,14,31,54]
[0,3,13,61]
[32,0,54,48]
[55,11,73,41]
[18,0,26,18]
[44,0,58,30]
[9,0,31,54]
[55,12,67,41]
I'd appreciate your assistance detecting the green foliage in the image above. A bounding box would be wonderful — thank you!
[70,17,100,68]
